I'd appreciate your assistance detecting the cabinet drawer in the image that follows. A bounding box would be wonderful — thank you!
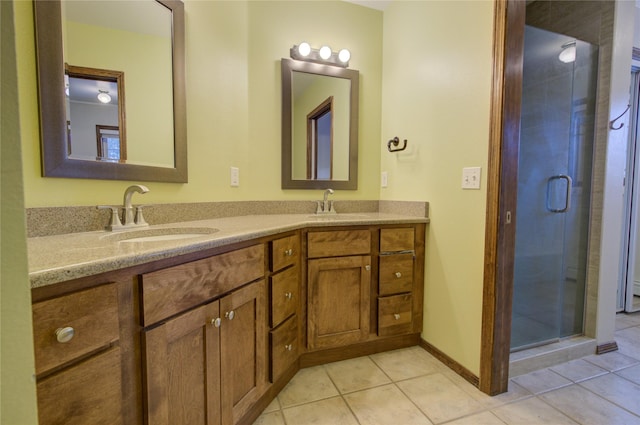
[270,266,299,327]
[37,347,122,425]
[270,315,298,382]
[380,228,415,252]
[32,283,119,375]
[379,253,414,295]
[307,230,371,258]
[141,244,264,326]
[271,233,300,272]
[378,294,412,337]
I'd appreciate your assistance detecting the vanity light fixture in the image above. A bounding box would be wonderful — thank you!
[290,42,351,68]
[558,41,576,64]
[97,90,112,104]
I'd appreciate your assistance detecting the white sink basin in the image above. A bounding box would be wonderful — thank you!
[105,227,219,243]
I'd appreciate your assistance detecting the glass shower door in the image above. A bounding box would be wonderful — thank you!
[511,26,598,351]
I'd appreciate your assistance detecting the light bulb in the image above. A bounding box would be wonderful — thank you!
[298,42,311,57]
[558,43,576,63]
[338,49,351,63]
[319,45,332,60]
[97,91,112,103]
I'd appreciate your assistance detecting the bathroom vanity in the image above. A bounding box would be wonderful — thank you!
[28,213,426,425]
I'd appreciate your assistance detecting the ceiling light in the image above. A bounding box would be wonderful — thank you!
[97,90,112,104]
[559,41,576,63]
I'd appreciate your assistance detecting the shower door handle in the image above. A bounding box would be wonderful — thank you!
[546,174,572,213]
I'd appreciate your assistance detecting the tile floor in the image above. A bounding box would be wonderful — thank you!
[253,312,640,425]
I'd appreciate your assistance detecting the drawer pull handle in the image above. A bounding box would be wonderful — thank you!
[284,248,293,256]
[285,292,293,300]
[395,272,402,278]
[365,265,371,271]
[285,344,293,351]
[211,317,222,328]
[225,311,235,321]
[55,327,75,343]
[393,314,401,320]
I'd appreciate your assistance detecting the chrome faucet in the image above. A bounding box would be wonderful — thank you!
[316,188,337,214]
[97,184,150,231]
[122,184,149,226]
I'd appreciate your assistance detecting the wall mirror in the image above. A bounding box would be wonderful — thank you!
[281,58,359,190]
[34,0,187,182]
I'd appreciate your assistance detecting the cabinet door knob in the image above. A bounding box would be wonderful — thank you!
[395,272,402,278]
[285,344,293,351]
[393,313,401,320]
[55,327,75,343]
[284,248,293,256]
[365,265,371,271]
[211,317,222,328]
[284,292,293,300]
[225,311,235,320]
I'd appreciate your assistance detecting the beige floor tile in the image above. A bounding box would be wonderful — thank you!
[262,397,280,413]
[370,346,443,381]
[252,410,285,425]
[324,356,391,393]
[583,351,640,372]
[615,313,640,330]
[491,396,578,424]
[579,373,640,415]
[396,373,485,424]
[470,381,533,410]
[277,365,339,408]
[616,327,640,359]
[343,384,433,425]
[615,363,640,384]
[549,358,608,382]
[510,368,572,394]
[443,411,506,425]
[282,396,359,425]
[540,385,640,425]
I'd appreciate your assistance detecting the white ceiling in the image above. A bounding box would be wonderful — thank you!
[342,0,392,11]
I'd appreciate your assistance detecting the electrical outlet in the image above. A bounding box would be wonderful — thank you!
[230,167,240,187]
[381,171,388,188]
[462,167,481,189]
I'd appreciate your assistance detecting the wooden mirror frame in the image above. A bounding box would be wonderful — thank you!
[34,0,188,182]
[281,58,359,190]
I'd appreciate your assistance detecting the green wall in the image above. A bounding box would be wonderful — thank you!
[380,1,494,374]
[2,1,39,423]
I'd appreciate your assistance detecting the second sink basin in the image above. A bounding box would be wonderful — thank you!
[104,227,219,243]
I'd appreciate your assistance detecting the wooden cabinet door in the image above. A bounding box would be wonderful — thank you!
[37,347,123,425]
[220,280,267,425]
[144,302,221,425]
[307,255,371,349]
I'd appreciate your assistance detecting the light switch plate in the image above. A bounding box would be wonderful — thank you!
[381,171,388,188]
[462,167,481,189]
[230,167,239,187]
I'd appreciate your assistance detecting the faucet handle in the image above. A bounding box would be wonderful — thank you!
[134,206,149,227]
[97,205,124,230]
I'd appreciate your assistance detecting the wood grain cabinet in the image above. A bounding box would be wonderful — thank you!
[141,245,267,425]
[378,228,420,337]
[307,230,372,350]
[32,283,123,425]
[268,233,300,381]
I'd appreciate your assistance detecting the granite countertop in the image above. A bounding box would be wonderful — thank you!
[28,213,428,289]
